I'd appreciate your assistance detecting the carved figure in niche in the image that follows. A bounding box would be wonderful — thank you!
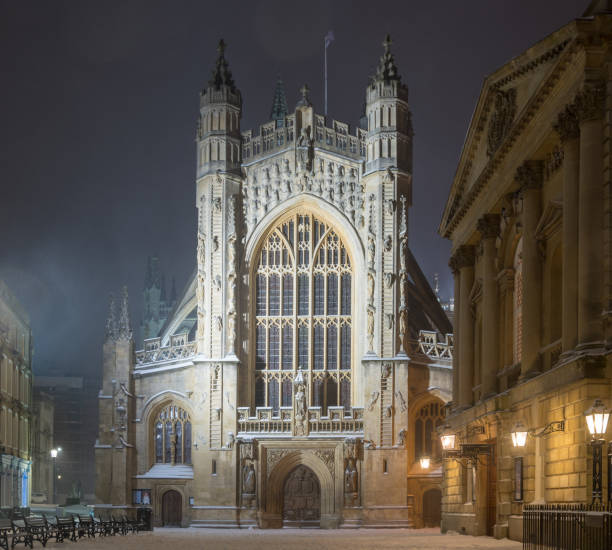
[226,431,235,449]
[384,235,392,252]
[213,235,219,252]
[367,272,375,304]
[213,276,222,292]
[297,126,314,172]
[384,405,393,418]
[344,458,358,494]
[295,383,306,419]
[243,463,256,494]
[398,428,407,447]
[395,390,407,412]
[284,179,292,195]
[214,315,222,332]
[386,313,394,330]
[284,159,291,175]
[197,233,206,267]
[381,363,392,378]
[367,234,376,270]
[367,391,379,411]
[384,272,395,288]
[386,199,396,216]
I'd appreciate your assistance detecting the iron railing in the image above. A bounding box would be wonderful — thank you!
[523,503,612,550]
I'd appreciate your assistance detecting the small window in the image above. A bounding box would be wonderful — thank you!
[212,459,217,475]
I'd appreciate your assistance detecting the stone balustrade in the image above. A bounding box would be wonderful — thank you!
[407,330,453,360]
[237,405,364,435]
[134,333,195,367]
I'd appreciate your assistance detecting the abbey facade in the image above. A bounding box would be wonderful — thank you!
[95,38,453,529]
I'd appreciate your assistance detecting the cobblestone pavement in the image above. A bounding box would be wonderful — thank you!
[40,528,522,549]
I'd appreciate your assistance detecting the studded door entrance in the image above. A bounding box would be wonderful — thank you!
[282,465,321,528]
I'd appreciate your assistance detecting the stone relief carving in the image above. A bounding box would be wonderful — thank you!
[385,313,394,330]
[398,195,409,354]
[267,449,291,476]
[487,87,517,157]
[384,272,395,288]
[293,371,307,436]
[313,449,335,477]
[395,390,407,412]
[366,391,379,411]
[384,235,392,252]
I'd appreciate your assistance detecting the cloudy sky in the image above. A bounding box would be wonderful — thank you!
[0,0,586,377]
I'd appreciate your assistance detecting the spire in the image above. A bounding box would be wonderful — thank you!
[208,39,236,92]
[270,75,288,123]
[105,293,117,342]
[144,256,161,289]
[373,34,402,84]
[117,286,132,341]
[160,274,167,302]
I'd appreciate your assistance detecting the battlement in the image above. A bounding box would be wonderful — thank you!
[241,113,366,164]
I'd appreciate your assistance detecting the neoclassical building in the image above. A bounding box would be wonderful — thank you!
[0,279,33,508]
[439,2,612,541]
[95,38,453,528]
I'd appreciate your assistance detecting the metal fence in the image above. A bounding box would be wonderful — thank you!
[523,503,612,550]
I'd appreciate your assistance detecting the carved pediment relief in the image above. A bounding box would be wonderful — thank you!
[486,88,517,158]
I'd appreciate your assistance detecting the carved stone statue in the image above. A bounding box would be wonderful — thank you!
[243,463,256,494]
[344,458,358,494]
[297,126,314,173]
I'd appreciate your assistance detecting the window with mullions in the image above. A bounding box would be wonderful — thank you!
[414,401,444,462]
[153,404,192,465]
[254,212,353,414]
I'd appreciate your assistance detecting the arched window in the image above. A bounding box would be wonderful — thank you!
[513,239,523,364]
[253,213,352,415]
[414,401,444,462]
[153,404,192,465]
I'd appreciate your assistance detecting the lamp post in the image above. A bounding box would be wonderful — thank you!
[584,399,609,504]
[50,448,61,504]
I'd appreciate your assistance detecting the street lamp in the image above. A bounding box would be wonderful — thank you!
[511,421,529,448]
[50,448,61,504]
[584,399,610,504]
[419,456,431,469]
[440,426,456,451]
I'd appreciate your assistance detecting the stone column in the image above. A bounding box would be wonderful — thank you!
[477,214,501,400]
[517,161,544,380]
[554,104,580,354]
[455,245,475,409]
[497,269,514,371]
[576,84,605,350]
[449,257,461,409]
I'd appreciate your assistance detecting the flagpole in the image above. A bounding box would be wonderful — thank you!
[324,37,328,116]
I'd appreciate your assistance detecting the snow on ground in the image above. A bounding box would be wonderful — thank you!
[39,528,522,550]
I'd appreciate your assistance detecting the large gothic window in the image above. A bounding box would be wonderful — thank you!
[154,404,192,465]
[253,213,352,415]
[414,401,443,462]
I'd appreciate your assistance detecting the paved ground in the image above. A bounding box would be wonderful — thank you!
[40,528,522,549]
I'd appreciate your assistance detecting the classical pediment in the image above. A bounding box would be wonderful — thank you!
[439,22,576,238]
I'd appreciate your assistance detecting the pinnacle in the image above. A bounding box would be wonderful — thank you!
[208,38,236,92]
[373,33,402,85]
[270,75,288,122]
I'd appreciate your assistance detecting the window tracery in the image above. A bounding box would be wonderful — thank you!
[253,213,352,415]
[153,404,192,465]
[414,401,443,462]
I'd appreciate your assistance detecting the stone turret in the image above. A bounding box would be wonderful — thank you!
[270,76,288,124]
[95,287,135,506]
[196,39,242,180]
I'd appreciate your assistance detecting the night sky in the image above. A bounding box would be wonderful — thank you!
[0,0,587,378]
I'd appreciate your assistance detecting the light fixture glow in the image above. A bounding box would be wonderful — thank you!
[440,432,456,451]
[419,456,431,469]
[585,399,610,438]
[511,421,529,448]
[50,449,58,458]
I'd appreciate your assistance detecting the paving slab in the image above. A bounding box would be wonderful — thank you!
[39,528,522,549]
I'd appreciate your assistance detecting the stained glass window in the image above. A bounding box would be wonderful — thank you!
[253,213,352,414]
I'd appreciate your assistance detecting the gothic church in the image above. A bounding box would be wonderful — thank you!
[95,37,453,528]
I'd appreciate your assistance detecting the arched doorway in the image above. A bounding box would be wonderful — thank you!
[161,490,182,526]
[282,465,321,528]
[422,488,441,527]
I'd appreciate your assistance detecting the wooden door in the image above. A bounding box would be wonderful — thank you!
[162,490,182,526]
[486,442,497,537]
[282,465,320,528]
[422,488,441,527]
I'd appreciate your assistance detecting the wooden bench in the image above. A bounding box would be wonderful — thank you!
[74,515,94,539]
[24,516,49,548]
[0,519,12,550]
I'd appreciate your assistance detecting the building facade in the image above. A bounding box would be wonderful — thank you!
[95,38,453,528]
[438,2,612,541]
[0,279,33,509]
[34,376,99,504]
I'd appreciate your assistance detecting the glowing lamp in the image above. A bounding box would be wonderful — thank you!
[511,421,529,448]
[419,456,430,469]
[440,431,456,451]
[584,399,610,438]
[50,449,58,458]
